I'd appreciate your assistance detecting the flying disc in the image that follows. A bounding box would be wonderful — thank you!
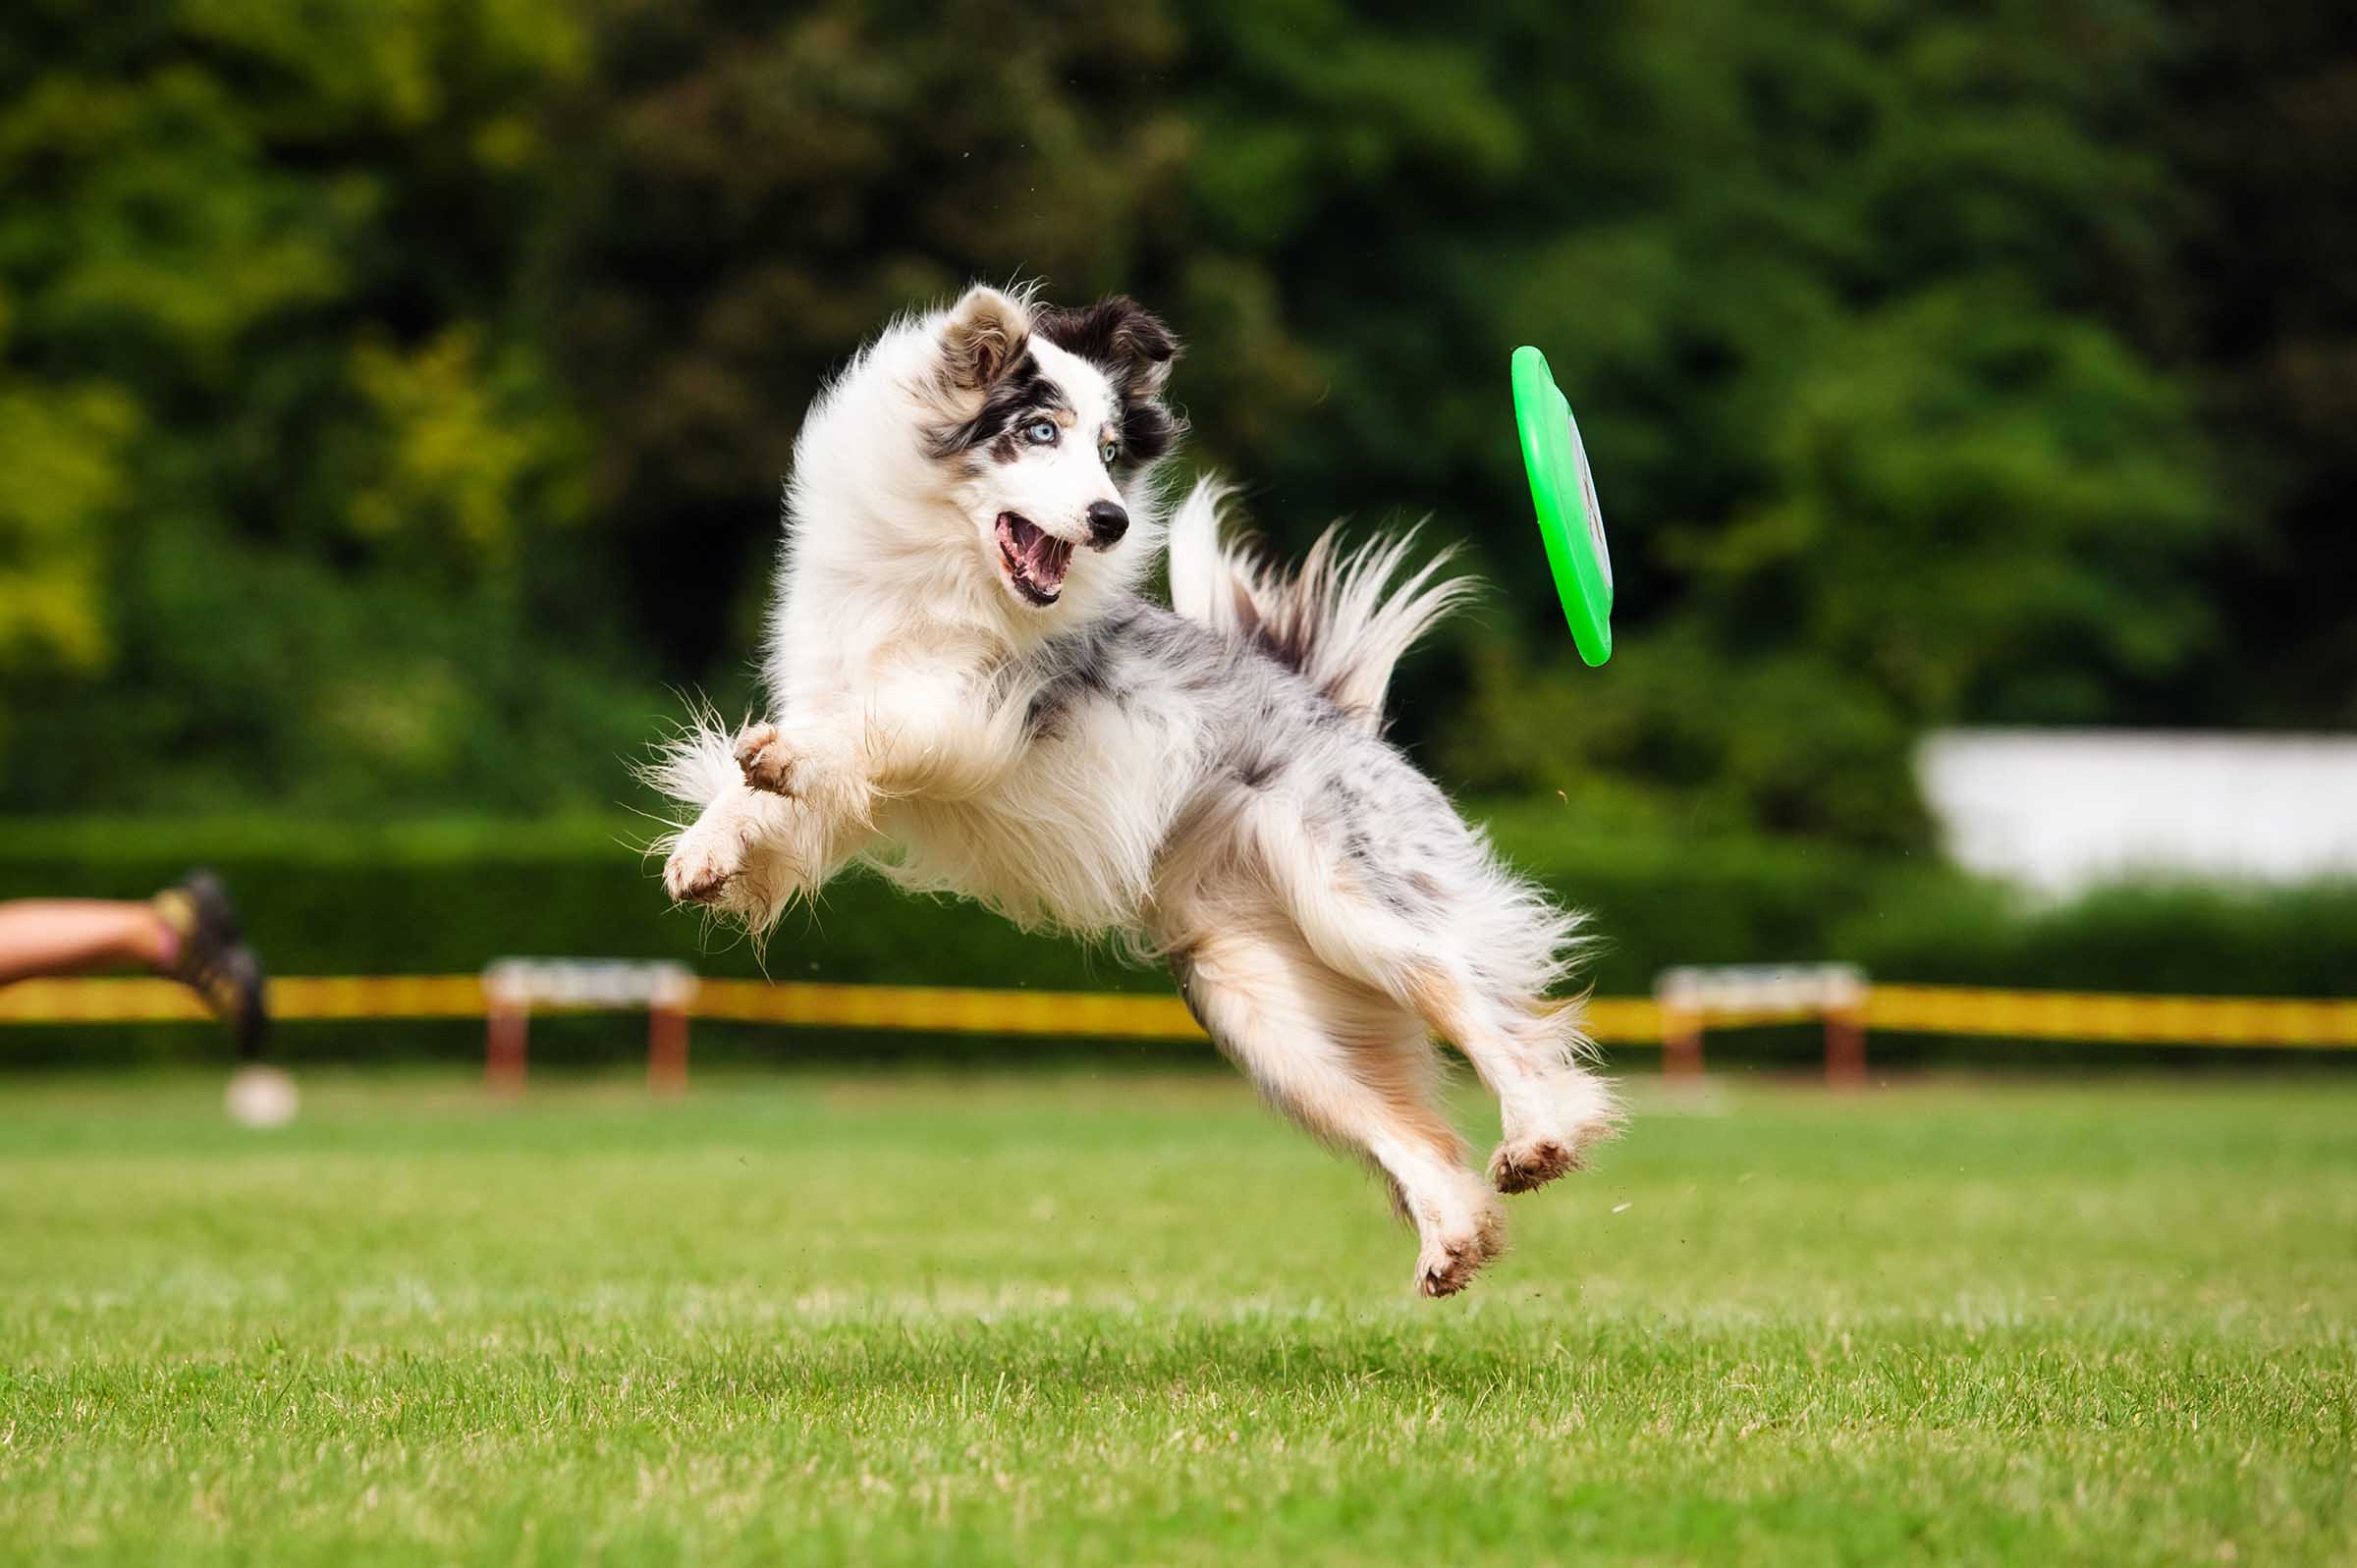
[1511,346,1613,666]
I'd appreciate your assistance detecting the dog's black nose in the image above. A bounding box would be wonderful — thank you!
[1086,501,1128,549]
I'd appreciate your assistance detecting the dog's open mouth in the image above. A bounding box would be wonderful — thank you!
[995,512,1073,607]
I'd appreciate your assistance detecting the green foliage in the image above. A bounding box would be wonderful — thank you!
[1411,2,2218,843]
[0,0,2341,839]
[541,0,2234,843]
[0,815,1147,995]
[0,382,133,676]
[1488,799,2357,999]
[1839,876,2357,1000]
[544,0,1196,680]
[345,324,587,568]
[2138,0,2357,725]
[0,0,633,811]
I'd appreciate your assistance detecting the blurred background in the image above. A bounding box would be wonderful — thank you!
[3,0,2352,1064]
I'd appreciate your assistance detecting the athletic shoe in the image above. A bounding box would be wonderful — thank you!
[151,870,269,1059]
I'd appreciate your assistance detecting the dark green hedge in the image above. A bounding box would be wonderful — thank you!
[8,810,2355,996]
[0,816,1127,992]
[1481,802,2357,1000]
[3,811,2350,1067]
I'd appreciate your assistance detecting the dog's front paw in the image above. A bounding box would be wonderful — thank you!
[663,833,740,904]
[735,724,798,796]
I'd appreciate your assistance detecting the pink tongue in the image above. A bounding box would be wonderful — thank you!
[1027,534,1070,589]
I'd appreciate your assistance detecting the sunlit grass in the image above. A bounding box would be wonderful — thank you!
[3,1069,2352,1564]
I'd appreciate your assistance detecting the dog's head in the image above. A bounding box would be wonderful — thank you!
[918,286,1182,622]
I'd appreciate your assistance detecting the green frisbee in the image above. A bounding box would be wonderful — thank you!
[1511,345,1613,666]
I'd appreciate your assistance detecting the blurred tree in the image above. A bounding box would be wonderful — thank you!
[0,381,132,686]
[543,0,1197,681]
[0,0,644,811]
[1180,0,2220,845]
[0,0,2338,845]
[2131,0,2357,727]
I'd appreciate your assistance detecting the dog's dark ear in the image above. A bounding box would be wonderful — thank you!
[941,286,1031,390]
[1034,296,1179,397]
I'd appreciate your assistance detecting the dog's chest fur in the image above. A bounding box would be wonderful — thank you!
[866,601,1305,935]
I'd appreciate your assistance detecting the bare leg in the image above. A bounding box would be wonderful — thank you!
[0,899,173,985]
[1178,924,1504,1298]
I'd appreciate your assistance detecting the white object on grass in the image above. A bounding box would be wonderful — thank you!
[225,1063,300,1128]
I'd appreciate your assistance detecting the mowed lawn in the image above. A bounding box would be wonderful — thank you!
[2,1068,2353,1565]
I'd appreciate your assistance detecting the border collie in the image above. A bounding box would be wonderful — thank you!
[651,285,1617,1296]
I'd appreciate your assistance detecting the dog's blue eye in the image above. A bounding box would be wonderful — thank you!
[1025,418,1058,445]
[1100,439,1120,465]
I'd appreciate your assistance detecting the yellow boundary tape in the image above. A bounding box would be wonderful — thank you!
[2,975,2354,1048]
[691,979,1202,1040]
[1862,985,2357,1051]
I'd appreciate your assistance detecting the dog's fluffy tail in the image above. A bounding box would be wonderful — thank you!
[1168,477,1475,733]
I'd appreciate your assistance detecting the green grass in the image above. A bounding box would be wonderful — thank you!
[3,1068,2353,1565]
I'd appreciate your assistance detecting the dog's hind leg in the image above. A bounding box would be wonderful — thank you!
[1240,795,1619,1197]
[1176,924,1504,1298]
[1402,972,1620,1196]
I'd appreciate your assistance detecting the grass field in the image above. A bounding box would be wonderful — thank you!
[3,1067,2353,1565]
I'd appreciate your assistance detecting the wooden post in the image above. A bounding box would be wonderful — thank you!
[1825,1006,1866,1089]
[1662,1006,1705,1081]
[647,1002,689,1096]
[486,1000,528,1096]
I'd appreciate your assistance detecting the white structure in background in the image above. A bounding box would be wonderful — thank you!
[1919,729,2357,895]
[478,958,699,1095]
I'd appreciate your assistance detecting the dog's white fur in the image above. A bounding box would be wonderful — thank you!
[653,285,1617,1296]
